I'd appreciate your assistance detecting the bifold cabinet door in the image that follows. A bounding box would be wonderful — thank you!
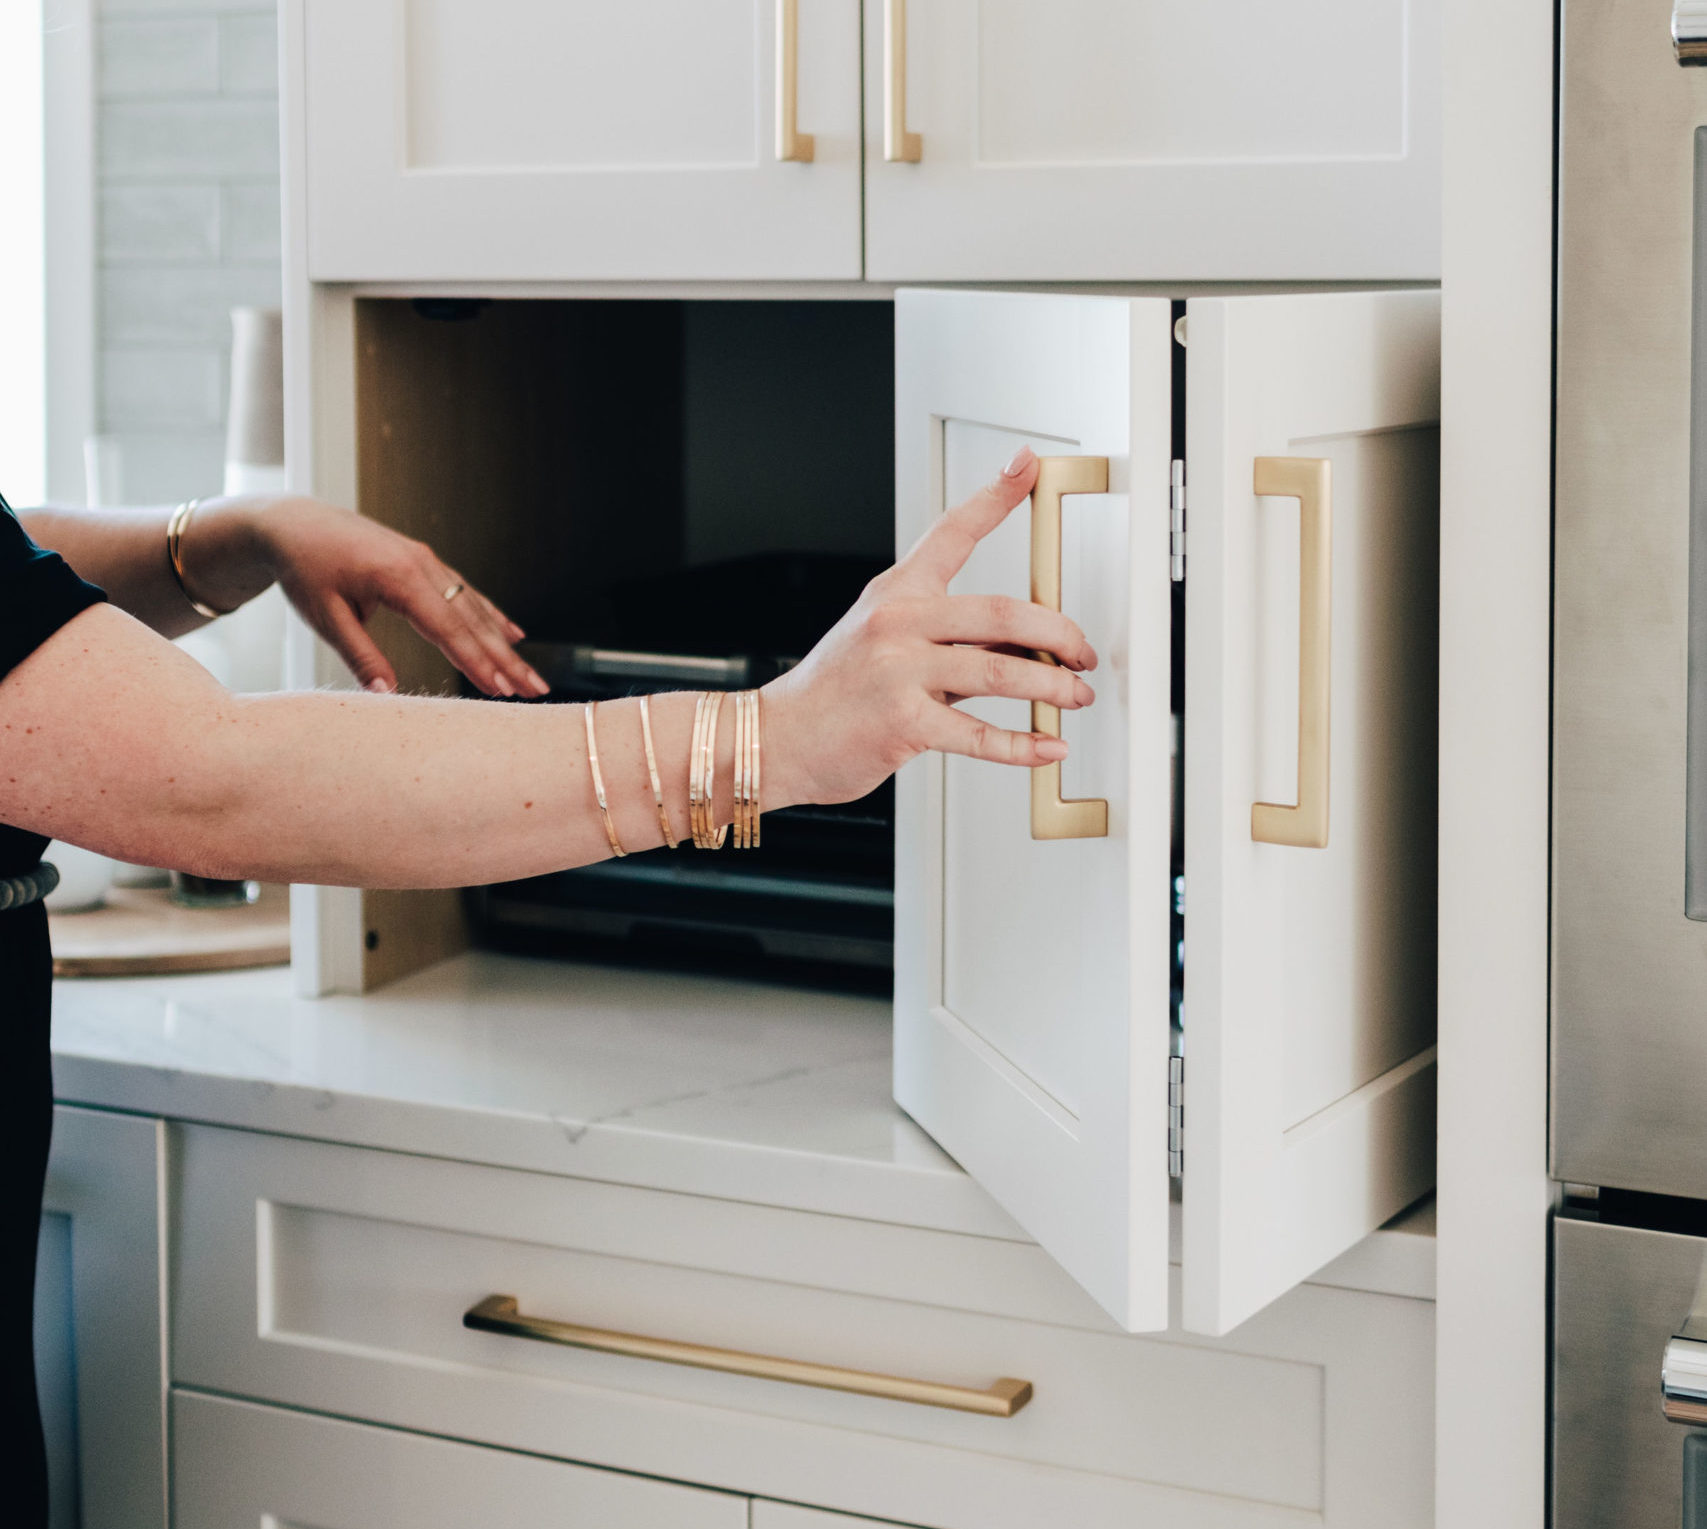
[1180,291,1439,1335]
[894,288,1440,1339]
[864,0,1440,282]
[173,1390,746,1529]
[297,0,862,281]
[893,289,1177,1333]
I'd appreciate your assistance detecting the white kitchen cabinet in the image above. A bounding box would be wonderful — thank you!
[292,0,863,281]
[863,0,1441,281]
[894,287,1439,1336]
[172,1390,747,1529]
[36,1107,168,1529]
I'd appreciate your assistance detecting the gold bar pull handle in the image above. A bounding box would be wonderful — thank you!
[775,0,815,162]
[464,1295,1032,1418]
[1250,456,1332,849]
[1030,455,1110,841]
[883,0,922,162]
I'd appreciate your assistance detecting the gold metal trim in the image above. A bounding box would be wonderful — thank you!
[1030,455,1110,841]
[464,1295,1032,1417]
[1250,456,1332,849]
[775,0,815,162]
[883,0,922,162]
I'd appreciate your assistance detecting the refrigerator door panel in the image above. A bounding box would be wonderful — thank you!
[1555,1215,1707,1529]
[1555,0,1707,1195]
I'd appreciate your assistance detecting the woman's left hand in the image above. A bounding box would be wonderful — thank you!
[252,498,548,698]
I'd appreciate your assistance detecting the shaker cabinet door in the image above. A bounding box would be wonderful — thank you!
[895,288,1440,1339]
[1179,290,1439,1335]
[893,289,1178,1333]
[296,0,862,281]
[863,0,1440,283]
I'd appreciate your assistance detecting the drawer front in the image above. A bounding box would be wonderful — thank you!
[173,1390,744,1528]
[171,1125,1433,1529]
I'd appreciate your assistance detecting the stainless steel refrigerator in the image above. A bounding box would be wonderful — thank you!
[1554,1,1707,1521]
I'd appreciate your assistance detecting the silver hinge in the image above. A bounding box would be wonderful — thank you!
[1168,1051,1185,1178]
[1170,460,1187,582]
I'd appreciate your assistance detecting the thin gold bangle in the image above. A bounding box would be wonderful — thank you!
[638,695,678,849]
[166,500,234,620]
[583,702,626,858]
[748,688,763,850]
[694,690,727,850]
[688,692,709,848]
[733,684,748,849]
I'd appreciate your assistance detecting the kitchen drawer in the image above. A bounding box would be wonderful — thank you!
[173,1389,745,1528]
[171,1125,1433,1529]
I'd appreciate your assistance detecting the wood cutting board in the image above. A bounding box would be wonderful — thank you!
[50,883,290,978]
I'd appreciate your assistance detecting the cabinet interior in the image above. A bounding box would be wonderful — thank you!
[351,296,897,988]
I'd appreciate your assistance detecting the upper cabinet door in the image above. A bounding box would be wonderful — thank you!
[1180,290,1440,1336]
[893,289,1176,1333]
[863,0,1441,282]
[299,0,863,282]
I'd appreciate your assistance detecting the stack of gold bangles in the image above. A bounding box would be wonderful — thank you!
[584,689,763,859]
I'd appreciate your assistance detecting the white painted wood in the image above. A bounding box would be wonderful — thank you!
[39,1107,168,1529]
[892,288,1175,1333]
[294,0,862,282]
[172,1390,746,1529]
[1181,290,1440,1336]
[863,0,1441,282]
[169,1123,1434,1529]
[752,1504,922,1529]
[1434,0,1554,1522]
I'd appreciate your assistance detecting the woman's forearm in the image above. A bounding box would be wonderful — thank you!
[0,605,782,888]
[20,500,272,637]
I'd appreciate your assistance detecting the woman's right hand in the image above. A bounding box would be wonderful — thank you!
[763,445,1099,809]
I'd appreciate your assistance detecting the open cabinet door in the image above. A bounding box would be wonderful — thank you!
[1181,290,1440,1336]
[893,289,1175,1331]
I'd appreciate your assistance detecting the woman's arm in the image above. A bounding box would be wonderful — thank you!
[20,496,546,698]
[0,451,1094,889]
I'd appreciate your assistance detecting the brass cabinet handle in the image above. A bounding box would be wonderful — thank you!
[883,0,922,162]
[775,0,815,162]
[1029,456,1110,841]
[463,1294,1033,1418]
[1250,457,1332,849]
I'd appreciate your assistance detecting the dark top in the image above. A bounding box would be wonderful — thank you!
[0,490,105,1529]
[0,493,105,876]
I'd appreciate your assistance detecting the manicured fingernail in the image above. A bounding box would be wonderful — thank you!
[1074,680,1095,707]
[365,676,393,694]
[1081,644,1098,671]
[525,667,549,696]
[493,672,515,697]
[1036,736,1069,761]
[1003,445,1035,477]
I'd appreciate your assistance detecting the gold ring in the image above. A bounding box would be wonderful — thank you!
[442,581,465,603]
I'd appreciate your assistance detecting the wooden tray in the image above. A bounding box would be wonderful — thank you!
[50,883,290,978]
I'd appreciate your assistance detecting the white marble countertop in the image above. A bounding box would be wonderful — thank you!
[51,950,1435,1297]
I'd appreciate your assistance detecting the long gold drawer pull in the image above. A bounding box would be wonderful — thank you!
[775,0,814,162]
[1250,456,1332,848]
[1030,455,1110,841]
[883,0,922,161]
[463,1294,1032,1418]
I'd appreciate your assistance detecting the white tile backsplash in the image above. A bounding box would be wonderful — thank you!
[95,0,282,505]
[99,183,221,262]
[99,19,220,98]
[217,14,277,95]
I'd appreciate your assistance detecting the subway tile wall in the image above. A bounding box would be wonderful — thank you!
[96,0,281,505]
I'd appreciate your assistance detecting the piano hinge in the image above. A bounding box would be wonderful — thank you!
[1168,1050,1185,1179]
[1170,459,1187,582]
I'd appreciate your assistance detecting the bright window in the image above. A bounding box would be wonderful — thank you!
[0,3,46,506]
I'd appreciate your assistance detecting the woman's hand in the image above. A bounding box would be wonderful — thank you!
[763,446,1098,808]
[250,498,547,698]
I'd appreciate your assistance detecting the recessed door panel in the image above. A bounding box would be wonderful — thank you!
[1181,290,1440,1336]
[893,289,1174,1332]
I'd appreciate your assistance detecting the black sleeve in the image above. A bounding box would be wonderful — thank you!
[0,493,107,683]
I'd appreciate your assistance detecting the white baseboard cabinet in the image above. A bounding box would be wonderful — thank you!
[166,1121,1433,1529]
